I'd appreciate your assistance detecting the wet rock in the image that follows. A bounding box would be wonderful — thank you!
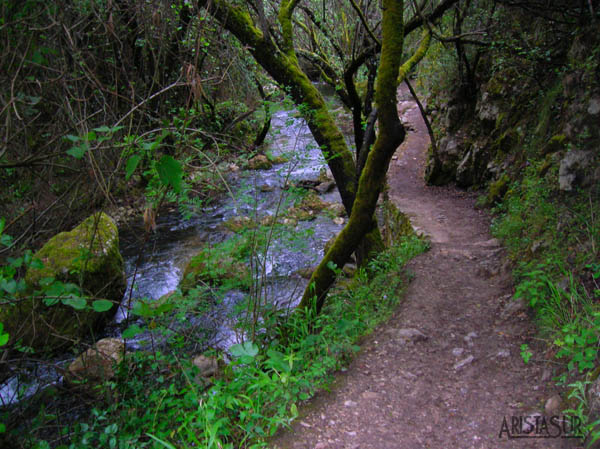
[223,215,256,233]
[545,394,563,416]
[259,184,275,192]
[7,213,126,352]
[559,150,594,191]
[67,338,124,384]
[286,191,329,221]
[326,203,347,217]
[315,181,335,194]
[333,217,345,225]
[247,154,272,170]
[453,355,475,371]
[296,266,317,279]
[193,354,219,379]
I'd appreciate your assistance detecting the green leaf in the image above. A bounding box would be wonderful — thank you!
[230,341,258,359]
[62,296,87,310]
[156,155,183,193]
[122,324,143,339]
[92,299,113,312]
[66,144,88,159]
[1,279,17,295]
[64,134,80,143]
[132,301,154,318]
[0,323,8,346]
[125,155,141,180]
[93,125,112,133]
[30,258,44,270]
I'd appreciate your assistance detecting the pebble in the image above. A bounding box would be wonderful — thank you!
[463,332,478,347]
[453,355,475,371]
[396,328,428,342]
[496,349,510,358]
[452,347,464,356]
[344,400,357,407]
[545,395,563,416]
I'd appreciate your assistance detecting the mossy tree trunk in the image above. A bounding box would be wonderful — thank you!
[299,17,432,313]
[196,0,383,263]
[196,0,433,314]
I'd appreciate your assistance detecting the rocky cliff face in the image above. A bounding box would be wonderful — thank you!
[424,23,599,203]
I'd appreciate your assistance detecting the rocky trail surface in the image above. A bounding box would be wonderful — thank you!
[270,87,580,449]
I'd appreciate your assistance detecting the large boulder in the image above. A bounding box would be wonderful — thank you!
[2,213,126,352]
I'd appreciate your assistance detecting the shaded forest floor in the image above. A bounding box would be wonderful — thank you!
[269,86,580,449]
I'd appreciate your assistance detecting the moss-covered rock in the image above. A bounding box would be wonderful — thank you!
[180,245,251,292]
[542,134,568,155]
[286,191,330,221]
[246,154,272,170]
[223,216,257,233]
[2,213,126,352]
[486,174,511,205]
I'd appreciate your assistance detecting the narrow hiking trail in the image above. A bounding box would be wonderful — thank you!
[270,87,580,449]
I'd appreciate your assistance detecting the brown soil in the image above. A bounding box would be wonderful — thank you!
[270,87,581,449]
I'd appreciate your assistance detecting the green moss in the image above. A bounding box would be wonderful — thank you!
[486,174,511,205]
[223,216,257,233]
[180,234,259,292]
[285,191,329,221]
[246,154,272,170]
[542,134,567,155]
[3,213,126,352]
[26,213,124,295]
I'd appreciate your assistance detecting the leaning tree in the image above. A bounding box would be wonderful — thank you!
[194,0,460,313]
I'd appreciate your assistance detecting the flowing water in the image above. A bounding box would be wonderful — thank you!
[1,101,346,405]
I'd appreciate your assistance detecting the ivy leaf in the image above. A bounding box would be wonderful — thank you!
[125,155,141,180]
[62,296,87,310]
[92,299,113,313]
[156,155,183,193]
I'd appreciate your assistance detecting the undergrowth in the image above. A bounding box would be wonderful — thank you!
[25,235,428,449]
[492,161,600,443]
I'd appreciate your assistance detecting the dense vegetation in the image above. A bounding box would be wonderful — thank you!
[0,0,599,447]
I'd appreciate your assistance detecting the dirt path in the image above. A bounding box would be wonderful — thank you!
[270,87,580,449]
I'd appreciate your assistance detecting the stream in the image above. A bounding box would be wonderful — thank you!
[0,97,347,405]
